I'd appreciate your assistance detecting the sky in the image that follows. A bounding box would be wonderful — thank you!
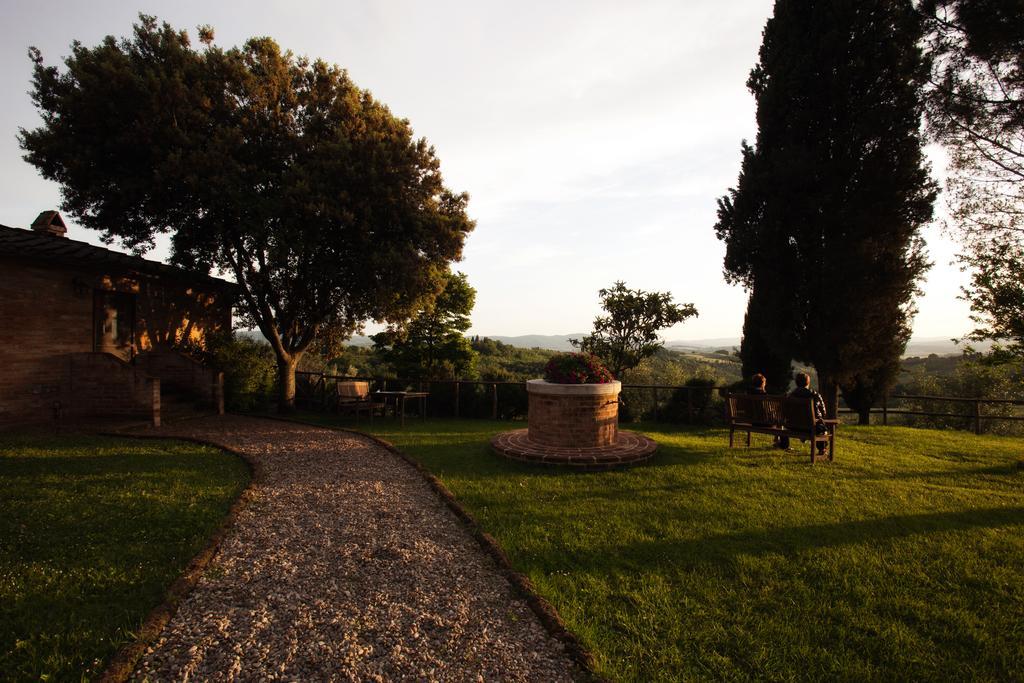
[0,0,973,341]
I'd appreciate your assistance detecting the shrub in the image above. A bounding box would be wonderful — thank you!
[685,376,720,414]
[188,333,277,411]
[657,377,721,423]
[543,353,615,384]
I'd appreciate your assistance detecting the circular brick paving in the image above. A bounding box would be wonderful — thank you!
[491,428,658,470]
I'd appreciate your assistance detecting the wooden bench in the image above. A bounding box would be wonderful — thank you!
[726,393,837,463]
[334,380,385,420]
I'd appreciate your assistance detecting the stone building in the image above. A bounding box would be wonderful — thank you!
[0,211,235,428]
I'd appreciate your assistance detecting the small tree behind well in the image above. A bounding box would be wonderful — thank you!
[572,281,697,381]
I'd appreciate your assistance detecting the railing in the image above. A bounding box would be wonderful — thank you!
[295,372,725,423]
[838,393,1024,435]
[293,371,1024,434]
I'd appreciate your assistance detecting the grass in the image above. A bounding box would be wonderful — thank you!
[0,432,250,682]
[296,413,1024,682]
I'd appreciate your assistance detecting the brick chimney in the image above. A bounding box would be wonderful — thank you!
[31,210,67,238]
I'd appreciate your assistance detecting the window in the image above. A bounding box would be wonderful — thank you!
[93,290,135,359]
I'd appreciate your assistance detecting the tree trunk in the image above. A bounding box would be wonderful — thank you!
[277,355,297,413]
[857,407,870,425]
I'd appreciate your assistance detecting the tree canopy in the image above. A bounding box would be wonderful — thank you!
[20,16,473,409]
[371,270,477,380]
[716,0,936,415]
[571,281,697,381]
[920,0,1024,358]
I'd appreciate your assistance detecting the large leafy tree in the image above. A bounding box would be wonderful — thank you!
[920,0,1024,357]
[371,270,477,380]
[571,281,697,381]
[20,17,473,410]
[716,0,936,416]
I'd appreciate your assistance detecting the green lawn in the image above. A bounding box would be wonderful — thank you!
[0,433,250,682]
[298,414,1024,682]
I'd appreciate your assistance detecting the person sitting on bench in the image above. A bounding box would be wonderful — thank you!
[750,373,788,449]
[790,372,829,456]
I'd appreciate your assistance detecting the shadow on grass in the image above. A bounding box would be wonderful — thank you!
[0,455,215,476]
[558,506,1024,572]
[842,464,1023,481]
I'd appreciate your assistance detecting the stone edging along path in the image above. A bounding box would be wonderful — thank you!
[97,432,260,683]
[97,413,598,679]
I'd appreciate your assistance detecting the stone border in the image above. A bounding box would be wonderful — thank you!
[492,428,658,469]
[526,379,621,396]
[95,431,259,683]
[258,414,609,683]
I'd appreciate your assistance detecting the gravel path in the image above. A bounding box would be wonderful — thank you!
[130,415,578,682]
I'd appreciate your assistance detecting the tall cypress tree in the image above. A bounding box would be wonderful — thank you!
[716,141,795,392]
[739,286,794,393]
[716,0,936,415]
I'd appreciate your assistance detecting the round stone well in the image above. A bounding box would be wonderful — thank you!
[491,379,657,469]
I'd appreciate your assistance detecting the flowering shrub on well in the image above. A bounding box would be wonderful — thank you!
[543,353,615,384]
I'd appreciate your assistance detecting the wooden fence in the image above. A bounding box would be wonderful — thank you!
[839,393,1024,435]
[294,371,1023,433]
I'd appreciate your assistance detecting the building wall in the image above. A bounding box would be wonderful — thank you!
[0,256,231,427]
[0,259,94,425]
[60,352,160,424]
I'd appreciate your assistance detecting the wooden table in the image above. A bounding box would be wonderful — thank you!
[374,391,429,427]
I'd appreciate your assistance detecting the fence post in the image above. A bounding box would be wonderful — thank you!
[652,386,659,419]
[686,388,693,423]
[491,383,498,420]
[882,390,888,426]
[214,371,225,415]
[454,380,460,418]
[974,399,982,435]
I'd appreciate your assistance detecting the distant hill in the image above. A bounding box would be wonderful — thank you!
[902,337,989,357]
[242,329,982,358]
[666,336,982,358]
[346,335,375,347]
[473,334,587,351]
[472,334,983,358]
[665,338,742,353]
